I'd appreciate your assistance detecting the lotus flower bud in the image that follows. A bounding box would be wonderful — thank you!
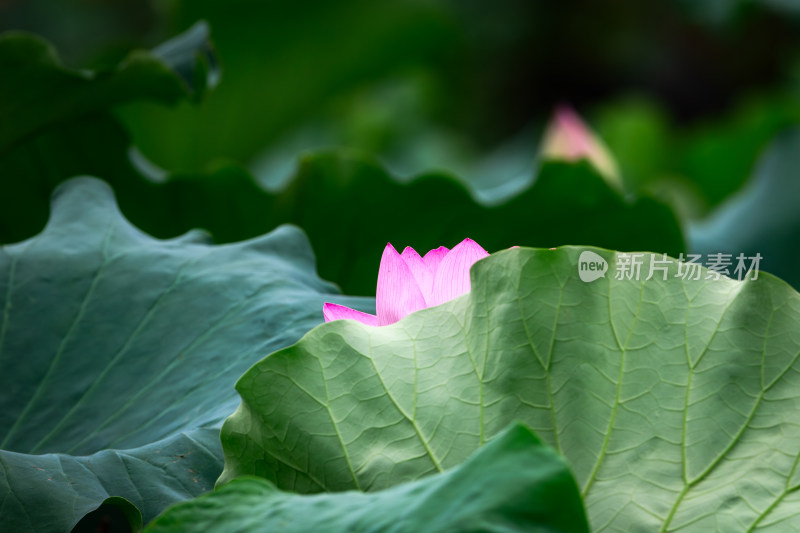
[541,105,621,188]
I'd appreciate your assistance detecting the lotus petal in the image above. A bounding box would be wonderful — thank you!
[431,238,489,306]
[422,246,449,272]
[401,247,435,303]
[323,303,378,326]
[376,243,427,325]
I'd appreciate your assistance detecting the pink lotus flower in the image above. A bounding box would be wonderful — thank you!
[323,238,489,326]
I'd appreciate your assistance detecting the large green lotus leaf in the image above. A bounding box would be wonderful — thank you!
[145,423,589,533]
[0,177,372,532]
[221,247,800,531]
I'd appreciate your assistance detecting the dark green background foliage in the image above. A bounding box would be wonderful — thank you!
[0,26,683,295]
[2,0,800,531]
